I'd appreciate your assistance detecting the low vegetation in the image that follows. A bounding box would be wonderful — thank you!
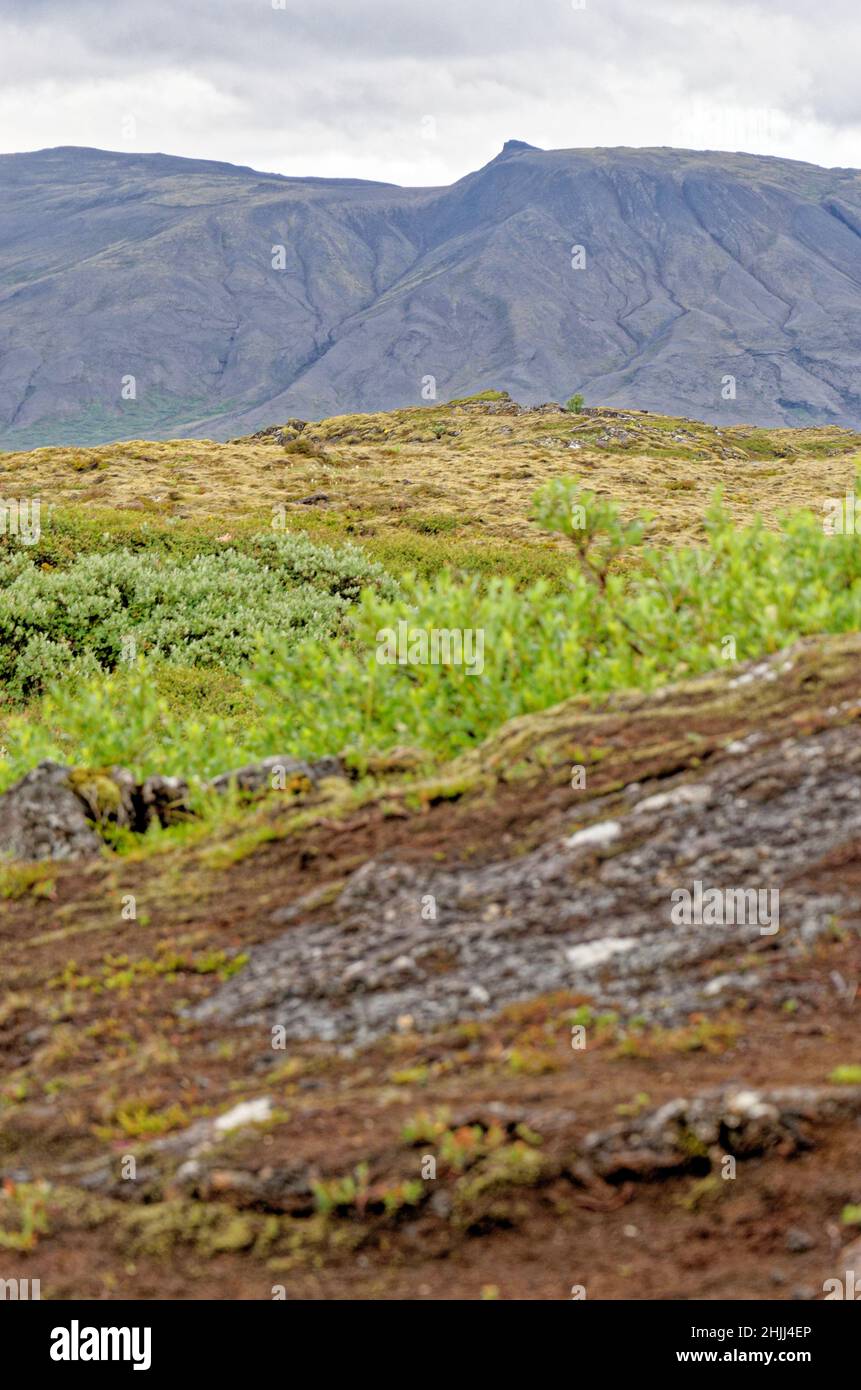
[2,482,860,796]
[0,532,396,700]
[3,399,861,1306]
[0,397,859,823]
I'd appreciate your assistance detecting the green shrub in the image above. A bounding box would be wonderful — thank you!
[5,484,861,792]
[0,532,397,699]
[282,435,328,460]
[406,513,463,535]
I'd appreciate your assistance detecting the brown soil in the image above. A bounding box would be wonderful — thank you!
[1,636,860,1300]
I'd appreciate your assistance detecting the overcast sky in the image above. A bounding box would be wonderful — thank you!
[1,0,859,185]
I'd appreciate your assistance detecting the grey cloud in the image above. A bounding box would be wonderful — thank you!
[0,1,858,180]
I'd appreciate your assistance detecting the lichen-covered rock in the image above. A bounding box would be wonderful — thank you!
[188,719,861,1043]
[68,765,137,827]
[581,1085,861,1180]
[206,754,344,797]
[0,760,103,860]
[0,751,345,861]
[137,774,192,827]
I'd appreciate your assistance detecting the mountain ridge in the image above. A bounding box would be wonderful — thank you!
[3,142,861,446]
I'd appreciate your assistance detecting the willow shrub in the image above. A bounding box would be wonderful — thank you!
[0,531,397,699]
[247,489,861,764]
[2,487,859,789]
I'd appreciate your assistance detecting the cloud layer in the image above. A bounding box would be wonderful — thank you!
[1,0,859,183]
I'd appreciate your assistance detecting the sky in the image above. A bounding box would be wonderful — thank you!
[0,0,859,185]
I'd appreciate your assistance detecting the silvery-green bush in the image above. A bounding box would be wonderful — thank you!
[0,532,397,699]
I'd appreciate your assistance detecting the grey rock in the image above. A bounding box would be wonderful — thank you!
[0,751,343,861]
[0,760,195,862]
[138,774,192,827]
[0,760,102,860]
[248,420,307,444]
[206,754,344,797]
[582,1086,861,1180]
[188,720,861,1043]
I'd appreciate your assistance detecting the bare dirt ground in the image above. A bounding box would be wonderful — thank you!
[1,635,860,1300]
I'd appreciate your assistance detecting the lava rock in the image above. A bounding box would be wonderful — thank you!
[137,774,193,827]
[206,754,344,798]
[0,760,103,860]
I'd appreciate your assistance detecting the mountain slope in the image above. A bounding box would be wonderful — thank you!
[3,142,861,446]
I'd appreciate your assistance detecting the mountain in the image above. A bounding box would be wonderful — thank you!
[2,141,861,447]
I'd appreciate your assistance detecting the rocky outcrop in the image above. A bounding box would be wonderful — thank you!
[0,753,345,861]
[0,761,105,861]
[242,420,307,445]
[189,718,861,1042]
[207,754,343,798]
[582,1085,861,1179]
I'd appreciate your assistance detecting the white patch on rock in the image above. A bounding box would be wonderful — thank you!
[725,732,764,756]
[213,1098,272,1134]
[724,1089,776,1122]
[729,661,777,688]
[564,820,621,851]
[634,784,712,815]
[703,971,761,997]
[565,936,637,970]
